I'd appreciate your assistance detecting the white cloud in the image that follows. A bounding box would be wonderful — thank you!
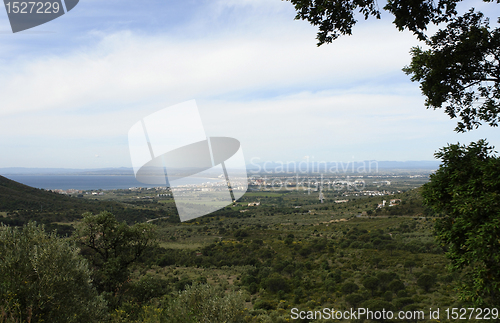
[0,0,497,168]
[0,9,420,117]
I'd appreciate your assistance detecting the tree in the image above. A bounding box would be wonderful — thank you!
[265,273,289,293]
[0,222,107,322]
[287,0,478,46]
[404,260,416,274]
[74,211,156,301]
[376,271,396,292]
[421,140,500,305]
[403,10,500,132]
[417,274,437,293]
[362,276,380,296]
[370,256,382,268]
[161,283,247,323]
[345,293,364,308]
[385,242,397,256]
[387,279,405,293]
[287,1,500,131]
[341,281,359,295]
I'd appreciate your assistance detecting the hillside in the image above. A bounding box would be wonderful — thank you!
[0,174,84,211]
[0,175,176,232]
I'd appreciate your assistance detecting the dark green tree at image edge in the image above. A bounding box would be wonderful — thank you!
[403,10,500,132]
[288,0,500,131]
[422,140,500,306]
[287,0,500,307]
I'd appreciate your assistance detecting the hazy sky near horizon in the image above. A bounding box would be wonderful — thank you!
[0,0,499,169]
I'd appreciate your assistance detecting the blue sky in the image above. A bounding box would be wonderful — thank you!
[0,0,499,168]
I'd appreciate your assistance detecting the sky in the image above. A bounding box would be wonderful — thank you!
[0,0,499,169]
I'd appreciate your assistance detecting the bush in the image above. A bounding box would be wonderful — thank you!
[233,229,249,239]
[265,273,289,293]
[128,274,171,303]
[387,280,405,293]
[341,282,359,295]
[0,222,107,323]
[362,277,380,296]
[417,274,436,292]
[393,297,414,310]
[253,300,276,310]
[162,283,246,323]
[345,293,364,308]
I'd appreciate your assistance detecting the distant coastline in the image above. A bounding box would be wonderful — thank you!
[2,174,220,191]
[0,167,135,176]
[0,161,440,176]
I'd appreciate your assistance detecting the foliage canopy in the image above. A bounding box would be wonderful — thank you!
[422,140,500,306]
[287,0,500,131]
[287,0,474,45]
[74,211,156,301]
[403,10,500,132]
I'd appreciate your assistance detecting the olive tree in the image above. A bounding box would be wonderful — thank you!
[0,222,107,322]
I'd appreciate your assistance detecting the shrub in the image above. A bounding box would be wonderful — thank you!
[345,293,364,308]
[128,274,171,303]
[264,273,289,293]
[393,297,415,310]
[341,282,359,295]
[387,280,405,293]
[0,222,107,323]
[417,274,436,292]
[162,283,246,323]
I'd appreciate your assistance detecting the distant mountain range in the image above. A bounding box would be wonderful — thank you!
[0,161,440,176]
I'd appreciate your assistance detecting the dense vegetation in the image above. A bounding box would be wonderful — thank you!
[422,140,500,307]
[1,176,480,322]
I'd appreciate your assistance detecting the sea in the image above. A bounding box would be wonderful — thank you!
[3,175,220,191]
